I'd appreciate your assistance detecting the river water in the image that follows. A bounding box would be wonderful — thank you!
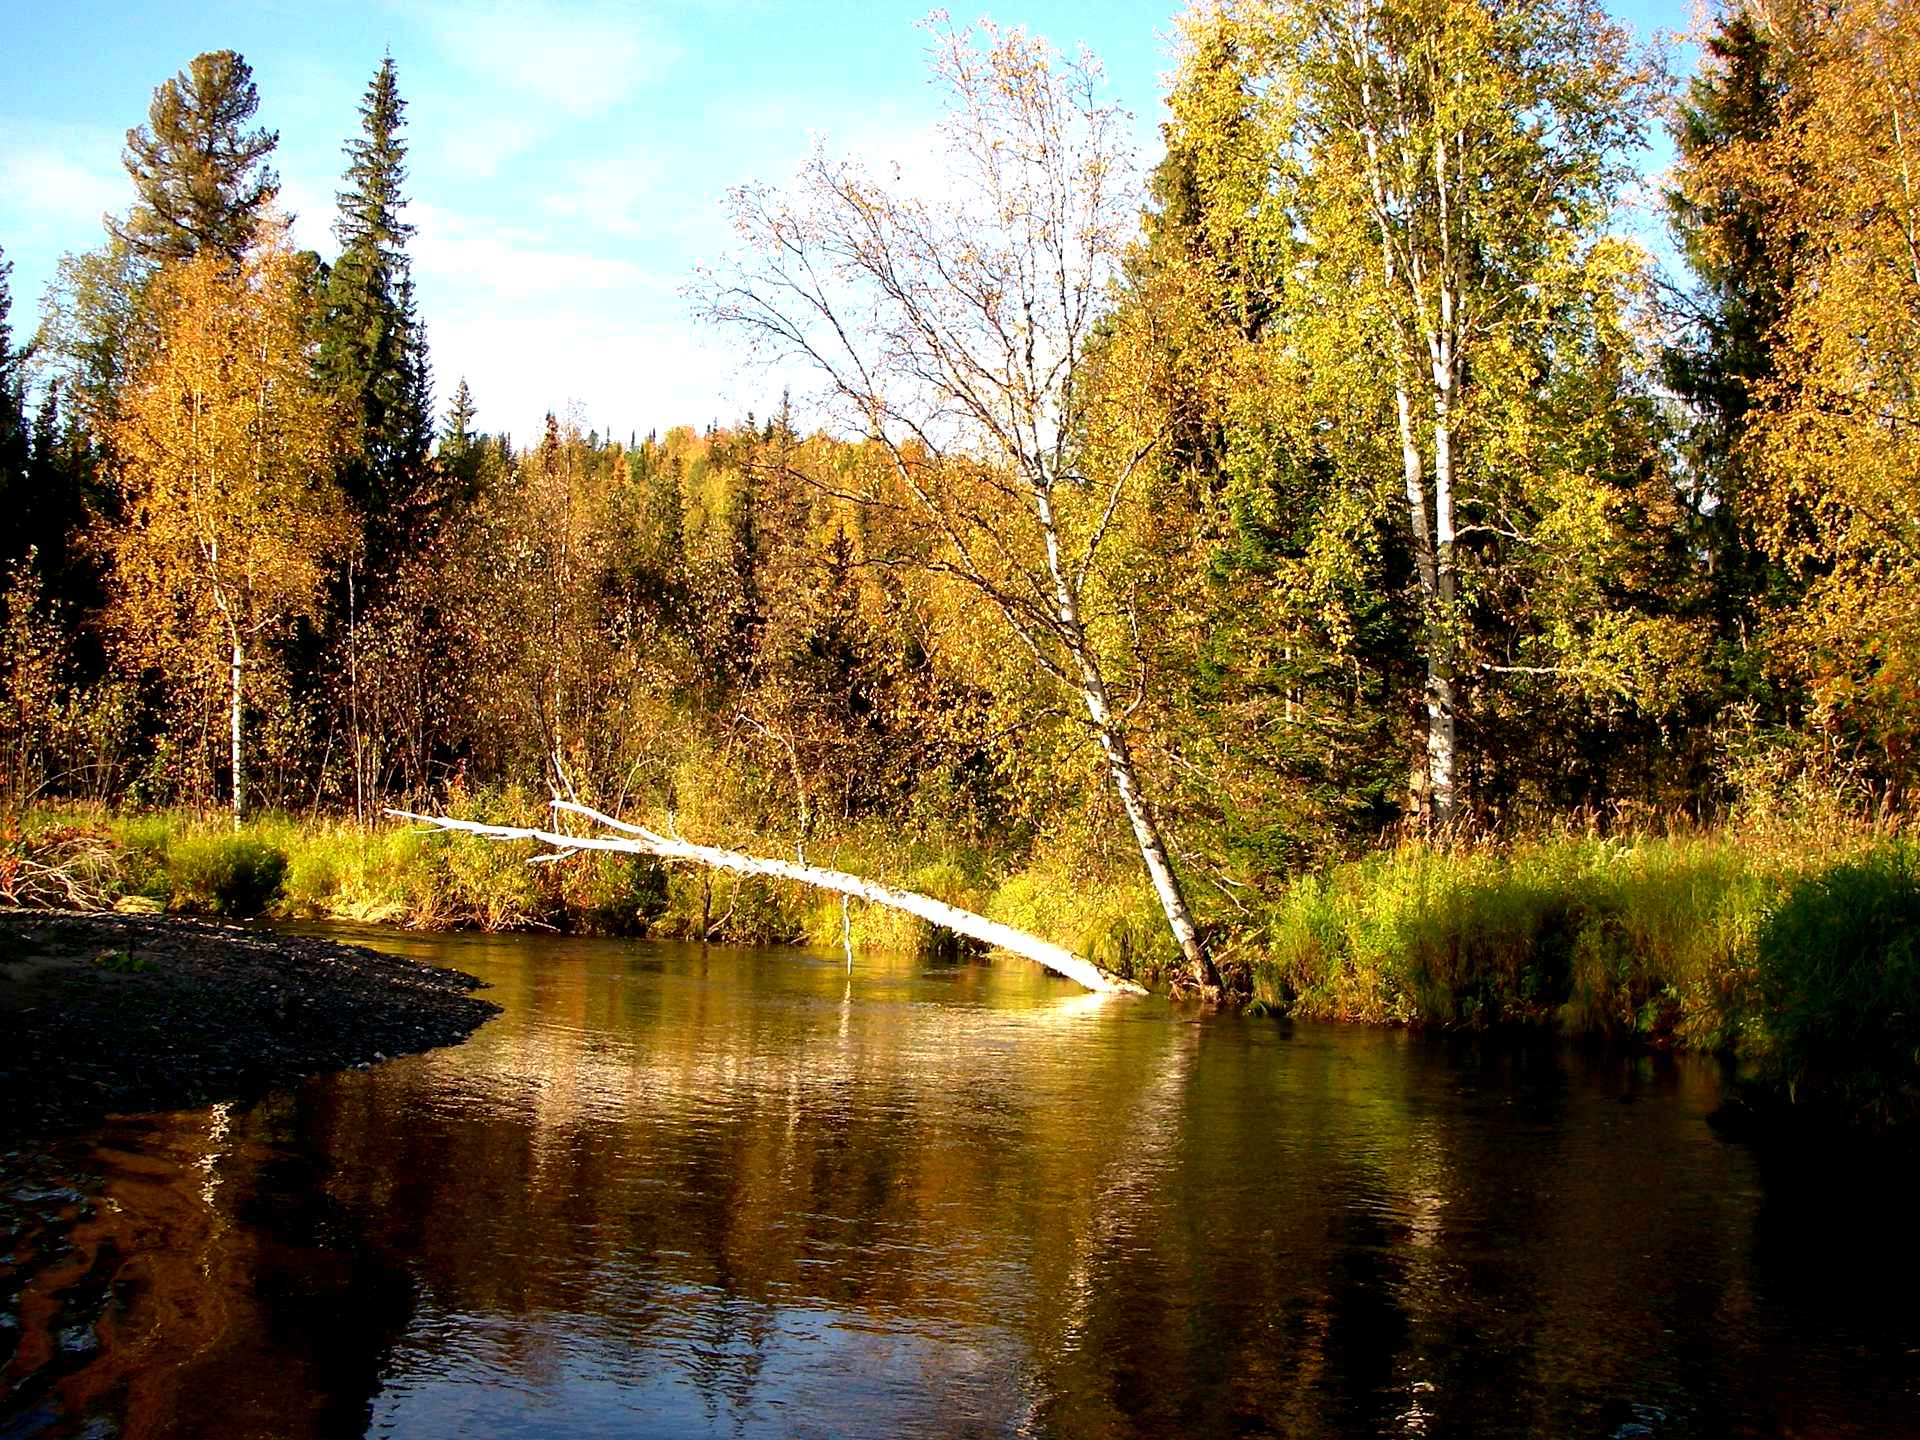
[5,929,1917,1438]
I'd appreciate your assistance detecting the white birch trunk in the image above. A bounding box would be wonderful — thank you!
[229,639,244,829]
[1078,672,1219,995]
[1427,374,1459,828]
[389,804,1149,997]
[1391,375,1450,830]
[1355,43,1465,832]
[1035,488,1222,997]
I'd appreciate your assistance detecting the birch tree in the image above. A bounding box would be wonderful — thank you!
[111,236,351,822]
[1192,0,1656,826]
[697,17,1225,995]
[1735,0,1920,789]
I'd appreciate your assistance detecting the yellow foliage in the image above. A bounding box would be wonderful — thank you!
[1734,0,1920,773]
[109,231,353,805]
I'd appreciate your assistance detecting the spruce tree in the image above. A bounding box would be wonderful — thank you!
[1664,4,1809,689]
[437,376,483,498]
[0,247,31,552]
[322,57,435,566]
[4,247,107,654]
[439,376,478,462]
[113,51,279,264]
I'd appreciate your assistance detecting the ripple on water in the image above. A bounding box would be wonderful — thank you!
[4,930,1916,1439]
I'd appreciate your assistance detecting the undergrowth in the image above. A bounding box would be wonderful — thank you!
[9,803,1917,1121]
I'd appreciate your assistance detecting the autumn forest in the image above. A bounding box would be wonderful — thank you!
[2,1,1918,1073]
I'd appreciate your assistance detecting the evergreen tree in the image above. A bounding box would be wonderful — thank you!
[0,248,31,556]
[1664,3,1808,659]
[4,247,109,695]
[631,439,686,591]
[112,50,279,264]
[398,276,435,457]
[437,376,481,494]
[322,57,435,565]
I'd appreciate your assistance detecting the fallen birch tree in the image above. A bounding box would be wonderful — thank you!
[389,801,1147,997]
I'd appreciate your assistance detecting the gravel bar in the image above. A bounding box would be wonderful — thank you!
[0,909,499,1141]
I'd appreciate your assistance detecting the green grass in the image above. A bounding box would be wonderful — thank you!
[14,802,1919,1123]
[1247,829,1920,1123]
[1249,832,1822,1044]
[1744,843,1920,1126]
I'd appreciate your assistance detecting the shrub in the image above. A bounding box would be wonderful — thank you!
[0,819,121,910]
[166,832,288,916]
[559,852,669,934]
[1250,834,1832,1044]
[279,830,346,917]
[1746,845,1920,1125]
[988,863,1173,982]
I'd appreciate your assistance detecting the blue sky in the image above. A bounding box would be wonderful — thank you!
[1,0,1692,441]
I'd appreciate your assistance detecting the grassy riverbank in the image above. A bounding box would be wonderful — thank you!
[1243,829,1920,1125]
[2,802,1168,972]
[7,804,1916,1123]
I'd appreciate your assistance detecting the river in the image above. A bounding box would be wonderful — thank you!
[5,929,1916,1437]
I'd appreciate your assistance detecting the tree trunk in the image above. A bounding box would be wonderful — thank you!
[1391,378,1450,830]
[1031,486,1222,997]
[229,639,244,829]
[1428,368,1459,829]
[348,560,365,825]
[1077,664,1220,996]
[390,804,1148,997]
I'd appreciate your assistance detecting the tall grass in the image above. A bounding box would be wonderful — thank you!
[11,802,1180,972]
[1246,828,1920,1121]
[1743,843,1920,1125]
[13,803,1918,1120]
[1249,832,1849,1043]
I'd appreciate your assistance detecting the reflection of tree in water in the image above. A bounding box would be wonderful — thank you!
[33,937,1920,1438]
[319,941,1149,1429]
[42,1090,417,1438]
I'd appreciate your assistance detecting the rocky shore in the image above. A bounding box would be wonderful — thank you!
[0,909,499,1141]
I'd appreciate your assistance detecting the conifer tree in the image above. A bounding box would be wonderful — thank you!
[322,57,435,565]
[0,248,31,554]
[437,376,480,491]
[112,50,279,264]
[1664,3,1809,650]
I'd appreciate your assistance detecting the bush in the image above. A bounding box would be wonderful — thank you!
[0,819,120,910]
[988,863,1174,982]
[558,853,669,935]
[114,813,177,903]
[166,832,288,916]
[1250,834,1812,1044]
[279,831,345,917]
[1746,845,1920,1125]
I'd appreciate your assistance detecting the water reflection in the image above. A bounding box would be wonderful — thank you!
[10,933,1919,1438]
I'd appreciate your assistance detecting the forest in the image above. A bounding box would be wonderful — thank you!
[2,1,1918,1114]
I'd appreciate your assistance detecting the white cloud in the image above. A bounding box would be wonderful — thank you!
[428,301,748,442]
[425,0,675,117]
[538,146,669,237]
[405,196,729,436]
[410,201,665,299]
[0,134,126,234]
[276,174,338,256]
[427,108,547,182]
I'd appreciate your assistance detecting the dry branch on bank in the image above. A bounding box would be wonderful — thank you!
[388,801,1148,997]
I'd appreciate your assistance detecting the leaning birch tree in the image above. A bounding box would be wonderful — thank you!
[694,17,1224,995]
[112,235,351,823]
